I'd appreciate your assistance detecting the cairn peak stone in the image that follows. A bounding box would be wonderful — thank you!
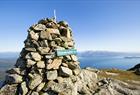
[0,18,81,94]
[32,24,46,31]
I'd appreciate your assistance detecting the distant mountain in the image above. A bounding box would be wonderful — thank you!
[78,51,140,58]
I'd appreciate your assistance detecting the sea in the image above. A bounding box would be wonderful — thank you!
[0,56,140,72]
[79,56,140,70]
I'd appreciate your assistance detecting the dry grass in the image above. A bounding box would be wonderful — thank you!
[98,69,140,85]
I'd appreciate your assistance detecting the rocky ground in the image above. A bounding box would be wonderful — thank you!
[0,68,140,95]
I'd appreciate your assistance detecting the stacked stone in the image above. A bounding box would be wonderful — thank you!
[4,18,80,95]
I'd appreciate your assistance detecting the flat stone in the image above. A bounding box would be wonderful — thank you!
[47,28,60,35]
[59,66,73,77]
[31,52,42,61]
[65,55,71,61]
[28,74,43,90]
[26,59,36,67]
[47,58,62,70]
[40,30,52,40]
[29,31,39,41]
[71,55,78,61]
[36,82,45,92]
[38,47,50,55]
[39,92,49,95]
[61,63,68,67]
[67,62,78,70]
[73,68,81,75]
[33,24,46,31]
[36,61,45,68]
[31,91,39,95]
[25,47,36,52]
[5,74,23,84]
[20,81,28,95]
[46,70,58,80]
[6,68,21,74]
[45,53,55,59]
[68,41,74,47]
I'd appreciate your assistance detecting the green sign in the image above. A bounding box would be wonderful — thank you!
[56,49,77,56]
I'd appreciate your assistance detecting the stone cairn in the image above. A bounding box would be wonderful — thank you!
[2,18,81,94]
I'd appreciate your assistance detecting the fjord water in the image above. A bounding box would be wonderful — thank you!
[79,56,140,70]
[0,54,140,72]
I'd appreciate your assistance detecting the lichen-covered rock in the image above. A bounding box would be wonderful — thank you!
[46,70,58,80]
[0,84,18,95]
[28,74,43,90]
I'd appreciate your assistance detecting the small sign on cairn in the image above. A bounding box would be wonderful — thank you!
[0,18,81,95]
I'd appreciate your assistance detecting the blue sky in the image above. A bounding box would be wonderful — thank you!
[0,0,140,52]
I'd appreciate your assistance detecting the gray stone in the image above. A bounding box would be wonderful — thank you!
[36,82,45,92]
[29,31,39,41]
[38,40,48,47]
[61,63,68,67]
[47,58,62,70]
[26,59,36,67]
[45,53,55,59]
[5,74,23,84]
[136,68,140,75]
[31,91,39,95]
[47,28,60,35]
[67,62,78,70]
[73,68,81,75]
[31,52,42,61]
[40,30,52,40]
[70,55,78,61]
[47,70,58,80]
[33,24,46,31]
[43,80,77,95]
[59,66,72,77]
[38,47,50,55]
[20,81,28,95]
[28,74,43,90]
[40,92,49,95]
[36,61,45,68]
[25,47,36,52]
[6,68,21,74]
[0,84,18,95]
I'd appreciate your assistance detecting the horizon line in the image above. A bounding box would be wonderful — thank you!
[0,50,140,53]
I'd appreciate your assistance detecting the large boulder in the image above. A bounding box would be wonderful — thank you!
[129,63,140,75]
